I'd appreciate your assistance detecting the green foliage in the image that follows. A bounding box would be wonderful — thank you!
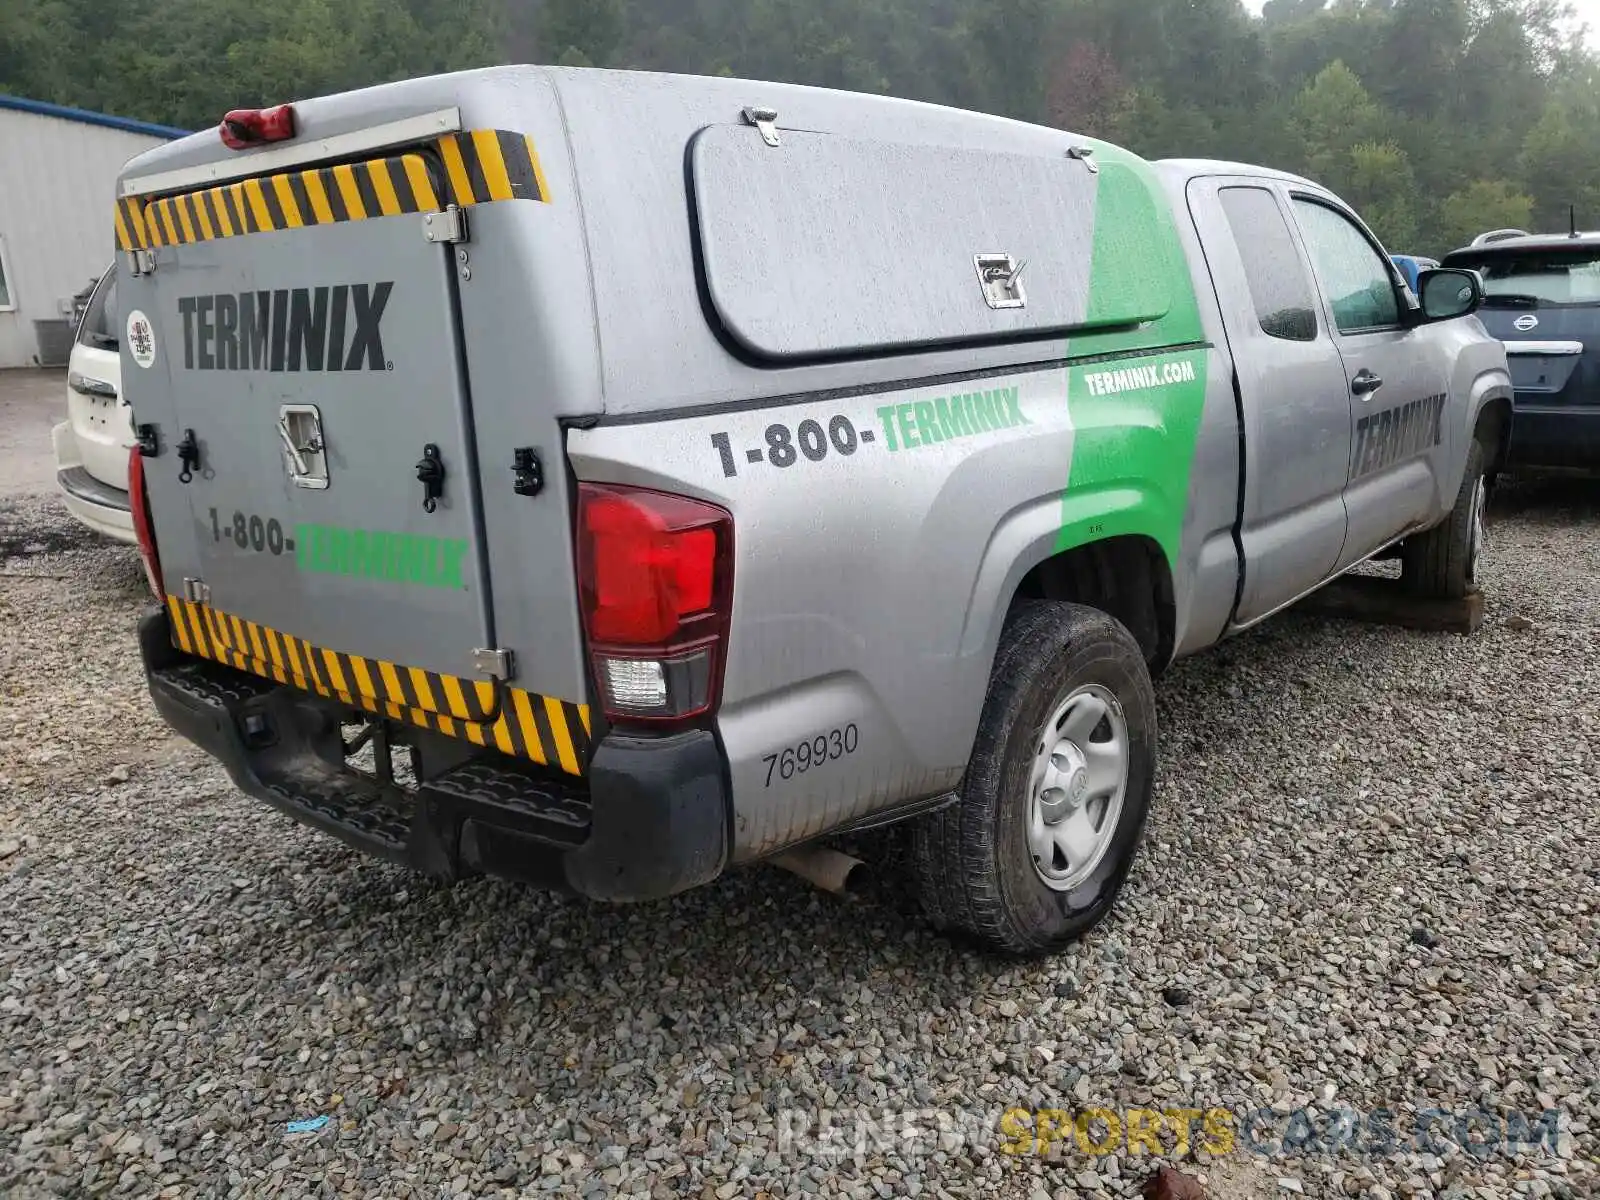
[1437,181,1536,251]
[539,0,623,69]
[1292,61,1388,184]
[1518,97,1600,231]
[1345,142,1420,248]
[1,0,1593,255]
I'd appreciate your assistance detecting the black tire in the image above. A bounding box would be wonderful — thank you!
[913,600,1157,957]
[1402,438,1487,599]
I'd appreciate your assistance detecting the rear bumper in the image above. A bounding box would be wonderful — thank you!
[1507,403,1600,470]
[139,608,729,902]
[52,422,135,544]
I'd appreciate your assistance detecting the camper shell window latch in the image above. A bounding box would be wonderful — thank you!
[1067,145,1099,174]
[742,107,781,148]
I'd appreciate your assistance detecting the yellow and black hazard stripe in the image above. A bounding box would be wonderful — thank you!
[434,129,551,208]
[117,129,550,252]
[165,595,592,778]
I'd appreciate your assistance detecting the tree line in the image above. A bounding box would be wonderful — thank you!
[3,0,1596,255]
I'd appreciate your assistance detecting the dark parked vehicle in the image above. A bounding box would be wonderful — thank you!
[1442,231,1600,469]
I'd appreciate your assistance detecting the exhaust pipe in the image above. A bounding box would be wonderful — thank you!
[770,846,870,896]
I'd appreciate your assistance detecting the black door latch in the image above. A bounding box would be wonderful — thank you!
[135,424,160,458]
[512,447,543,497]
[416,443,445,513]
[176,428,200,484]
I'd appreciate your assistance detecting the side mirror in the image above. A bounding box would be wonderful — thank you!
[1416,267,1484,321]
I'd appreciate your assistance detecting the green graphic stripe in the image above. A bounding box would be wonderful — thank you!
[1059,149,1209,562]
[1077,146,1204,352]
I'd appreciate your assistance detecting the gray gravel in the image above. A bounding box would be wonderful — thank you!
[2,477,1597,1200]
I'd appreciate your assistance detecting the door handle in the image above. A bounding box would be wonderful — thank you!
[1351,370,1383,398]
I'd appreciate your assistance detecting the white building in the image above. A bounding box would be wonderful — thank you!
[0,96,185,369]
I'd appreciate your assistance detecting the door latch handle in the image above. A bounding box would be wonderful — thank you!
[1351,370,1383,397]
[176,428,200,483]
[416,443,445,513]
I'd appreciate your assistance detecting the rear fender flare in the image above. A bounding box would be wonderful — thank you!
[958,483,1177,671]
[1467,373,1515,478]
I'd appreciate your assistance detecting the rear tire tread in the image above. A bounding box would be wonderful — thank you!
[914,600,1155,956]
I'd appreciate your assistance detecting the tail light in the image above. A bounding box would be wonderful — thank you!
[576,483,733,726]
[219,105,295,150]
[127,447,163,601]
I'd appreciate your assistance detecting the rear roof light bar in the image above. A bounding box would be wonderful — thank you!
[219,105,296,150]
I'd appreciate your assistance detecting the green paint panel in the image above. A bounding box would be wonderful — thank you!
[1058,148,1210,564]
[1076,145,1205,355]
[1056,348,1211,563]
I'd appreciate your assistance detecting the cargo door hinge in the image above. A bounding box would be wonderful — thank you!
[422,205,469,245]
[472,648,514,680]
[127,248,157,276]
[182,578,211,605]
[742,106,781,148]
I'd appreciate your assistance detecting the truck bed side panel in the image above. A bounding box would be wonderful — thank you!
[569,347,1215,858]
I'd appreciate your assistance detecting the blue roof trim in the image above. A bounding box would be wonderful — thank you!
[0,94,189,140]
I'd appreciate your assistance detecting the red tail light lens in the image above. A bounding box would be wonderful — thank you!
[219,105,296,150]
[127,447,163,601]
[577,484,733,725]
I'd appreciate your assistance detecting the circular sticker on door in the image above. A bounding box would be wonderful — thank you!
[126,310,156,368]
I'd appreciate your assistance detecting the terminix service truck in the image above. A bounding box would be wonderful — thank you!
[117,67,1509,955]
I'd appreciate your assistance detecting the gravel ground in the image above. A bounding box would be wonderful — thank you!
[2,474,1597,1200]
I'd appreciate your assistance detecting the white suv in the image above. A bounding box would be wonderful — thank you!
[53,263,135,543]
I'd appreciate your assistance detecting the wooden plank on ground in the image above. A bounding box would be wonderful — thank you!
[1296,575,1485,634]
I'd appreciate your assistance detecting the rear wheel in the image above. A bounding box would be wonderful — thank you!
[913,601,1156,956]
[1402,438,1487,599]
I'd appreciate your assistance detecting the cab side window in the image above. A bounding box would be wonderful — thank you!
[1219,186,1318,341]
[1291,199,1400,333]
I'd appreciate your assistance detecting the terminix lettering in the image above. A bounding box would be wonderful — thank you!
[176,283,394,372]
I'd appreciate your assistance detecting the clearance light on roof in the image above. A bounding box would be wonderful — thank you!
[219,105,296,150]
[576,483,734,727]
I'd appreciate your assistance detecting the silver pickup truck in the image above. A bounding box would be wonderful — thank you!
[118,67,1510,955]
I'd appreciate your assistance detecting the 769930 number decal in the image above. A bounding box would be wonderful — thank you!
[763,724,860,787]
